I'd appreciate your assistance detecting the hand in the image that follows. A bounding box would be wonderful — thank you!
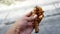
[6,12,37,34]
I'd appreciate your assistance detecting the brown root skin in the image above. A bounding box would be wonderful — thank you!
[32,6,44,33]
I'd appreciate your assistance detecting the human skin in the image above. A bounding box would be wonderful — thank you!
[6,12,37,34]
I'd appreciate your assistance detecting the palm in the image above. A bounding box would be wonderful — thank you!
[20,26,33,34]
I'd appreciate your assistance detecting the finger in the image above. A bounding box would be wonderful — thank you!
[26,15,37,21]
[25,11,32,17]
[27,22,33,26]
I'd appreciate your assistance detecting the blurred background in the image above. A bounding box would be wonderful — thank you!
[0,0,60,34]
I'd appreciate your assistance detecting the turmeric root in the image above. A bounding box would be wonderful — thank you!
[32,6,44,33]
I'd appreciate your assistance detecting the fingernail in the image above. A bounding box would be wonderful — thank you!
[34,15,37,19]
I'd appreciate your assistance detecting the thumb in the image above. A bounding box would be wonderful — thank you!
[26,15,37,21]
